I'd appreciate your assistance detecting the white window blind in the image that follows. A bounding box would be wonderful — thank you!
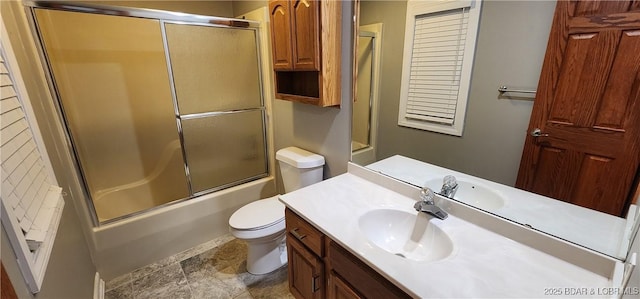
[406,8,468,125]
[399,0,481,136]
[0,39,64,293]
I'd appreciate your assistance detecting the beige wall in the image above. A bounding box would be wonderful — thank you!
[360,0,556,186]
[234,1,352,192]
[2,209,96,299]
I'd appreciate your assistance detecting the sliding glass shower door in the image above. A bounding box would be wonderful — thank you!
[164,23,267,194]
[34,8,267,223]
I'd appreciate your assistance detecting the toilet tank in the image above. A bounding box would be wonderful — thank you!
[276,147,325,193]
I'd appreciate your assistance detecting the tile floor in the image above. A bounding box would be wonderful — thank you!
[104,234,294,299]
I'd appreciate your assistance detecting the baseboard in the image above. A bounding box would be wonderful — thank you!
[93,272,104,299]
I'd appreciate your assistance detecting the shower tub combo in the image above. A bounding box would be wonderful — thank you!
[26,1,275,278]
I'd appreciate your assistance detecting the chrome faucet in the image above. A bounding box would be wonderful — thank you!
[414,187,448,220]
[440,175,459,199]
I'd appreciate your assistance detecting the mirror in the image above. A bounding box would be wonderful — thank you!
[351,0,640,260]
[352,23,382,166]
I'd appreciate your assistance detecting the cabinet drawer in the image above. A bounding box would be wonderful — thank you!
[285,208,324,257]
[328,241,412,299]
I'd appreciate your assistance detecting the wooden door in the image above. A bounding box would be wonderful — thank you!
[516,1,640,216]
[269,0,293,70]
[291,0,320,70]
[1,263,18,299]
[287,236,324,299]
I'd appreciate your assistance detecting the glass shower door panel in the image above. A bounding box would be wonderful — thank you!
[165,23,262,114]
[181,110,267,193]
[35,9,190,221]
[353,36,374,151]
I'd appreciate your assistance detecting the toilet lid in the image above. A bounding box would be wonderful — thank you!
[229,195,285,231]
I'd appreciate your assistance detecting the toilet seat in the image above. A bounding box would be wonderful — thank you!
[229,195,285,231]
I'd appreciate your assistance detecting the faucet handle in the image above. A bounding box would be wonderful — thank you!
[443,175,458,188]
[420,187,435,203]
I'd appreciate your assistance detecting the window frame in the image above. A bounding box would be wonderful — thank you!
[398,0,482,136]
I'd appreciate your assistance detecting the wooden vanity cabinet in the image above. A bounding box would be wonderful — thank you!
[285,208,411,299]
[268,0,341,107]
[286,208,325,299]
[327,271,362,299]
[288,237,325,299]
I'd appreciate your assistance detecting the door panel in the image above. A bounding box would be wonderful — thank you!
[269,0,293,70]
[594,31,640,130]
[517,1,640,216]
[548,31,619,126]
[574,1,631,16]
[291,0,320,70]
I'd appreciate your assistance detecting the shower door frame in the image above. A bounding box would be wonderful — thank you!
[24,0,270,226]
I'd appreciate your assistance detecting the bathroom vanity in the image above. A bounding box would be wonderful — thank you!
[279,162,624,298]
[285,208,411,298]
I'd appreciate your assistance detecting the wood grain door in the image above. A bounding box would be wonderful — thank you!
[291,0,320,70]
[269,0,293,70]
[327,271,363,299]
[287,236,324,299]
[516,1,640,216]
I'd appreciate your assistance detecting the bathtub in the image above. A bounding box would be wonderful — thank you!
[92,140,189,222]
[92,175,276,280]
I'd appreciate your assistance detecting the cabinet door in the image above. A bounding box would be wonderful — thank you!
[291,0,320,70]
[269,0,293,70]
[327,271,363,299]
[287,236,324,299]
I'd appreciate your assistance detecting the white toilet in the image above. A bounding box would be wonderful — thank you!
[228,147,325,274]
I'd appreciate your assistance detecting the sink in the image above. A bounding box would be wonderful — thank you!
[358,209,453,262]
[425,178,505,210]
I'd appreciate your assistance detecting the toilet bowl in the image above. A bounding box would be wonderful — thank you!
[228,147,325,275]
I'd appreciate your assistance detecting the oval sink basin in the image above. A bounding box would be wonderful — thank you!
[425,178,505,211]
[358,209,453,262]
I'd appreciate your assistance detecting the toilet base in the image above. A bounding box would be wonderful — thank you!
[245,231,287,275]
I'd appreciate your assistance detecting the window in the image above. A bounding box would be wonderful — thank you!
[398,0,482,136]
[1,35,64,293]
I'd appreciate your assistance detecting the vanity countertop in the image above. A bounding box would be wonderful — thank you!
[279,164,619,298]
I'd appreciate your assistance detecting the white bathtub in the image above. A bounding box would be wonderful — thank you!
[92,140,190,222]
[92,176,276,280]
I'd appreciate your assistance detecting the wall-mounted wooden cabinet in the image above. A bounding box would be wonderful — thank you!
[268,0,341,107]
[285,208,411,299]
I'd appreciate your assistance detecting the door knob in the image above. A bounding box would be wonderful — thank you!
[530,128,549,137]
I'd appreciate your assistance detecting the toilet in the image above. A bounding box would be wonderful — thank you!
[228,147,325,274]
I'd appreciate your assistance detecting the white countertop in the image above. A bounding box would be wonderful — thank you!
[367,155,633,259]
[279,164,619,298]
